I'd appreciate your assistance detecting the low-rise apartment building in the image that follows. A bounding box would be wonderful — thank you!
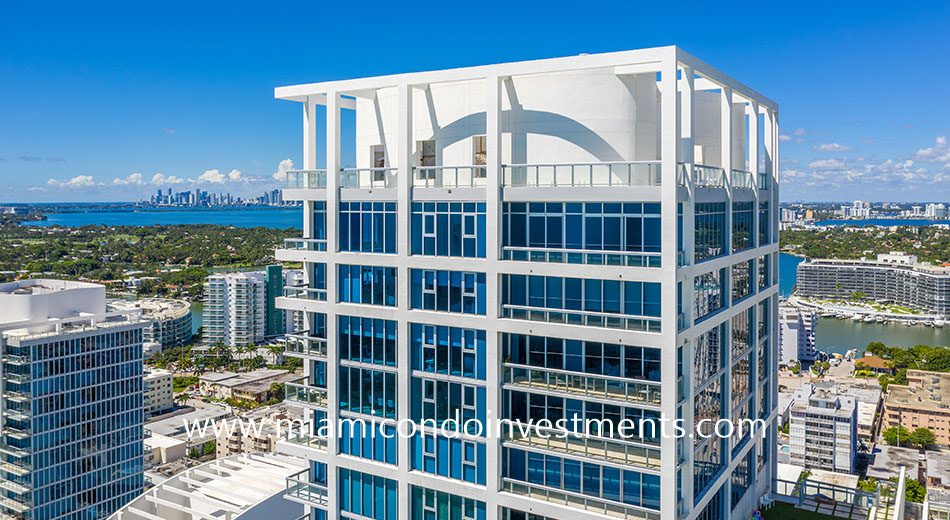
[884,370,950,445]
[216,403,306,458]
[199,368,300,402]
[788,382,858,473]
[144,367,175,418]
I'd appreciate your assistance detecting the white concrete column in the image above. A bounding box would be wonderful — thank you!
[323,90,341,518]
[721,86,733,257]
[659,49,680,520]
[484,73,503,520]
[749,102,760,249]
[302,98,317,240]
[395,82,413,517]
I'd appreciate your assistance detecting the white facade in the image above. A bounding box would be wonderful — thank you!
[274,47,779,520]
[779,306,818,364]
[203,271,267,346]
[788,382,857,474]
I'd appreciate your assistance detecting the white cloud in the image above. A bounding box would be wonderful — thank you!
[779,135,792,142]
[813,143,853,152]
[791,128,807,136]
[47,175,98,188]
[273,158,294,181]
[112,173,144,185]
[150,173,185,184]
[228,169,244,181]
[807,158,846,170]
[917,136,950,162]
[197,169,226,183]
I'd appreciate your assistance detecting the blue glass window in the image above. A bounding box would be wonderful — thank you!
[411,201,486,258]
[502,333,660,381]
[339,366,397,419]
[339,417,398,465]
[410,377,486,436]
[410,269,486,315]
[732,201,754,252]
[339,265,397,307]
[410,434,486,485]
[759,200,771,245]
[339,468,398,519]
[411,486,486,520]
[339,316,397,367]
[501,274,661,318]
[410,323,486,380]
[340,201,397,254]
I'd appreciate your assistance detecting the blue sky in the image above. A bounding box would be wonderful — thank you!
[1,1,948,203]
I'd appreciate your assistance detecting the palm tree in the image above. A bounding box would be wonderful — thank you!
[174,392,190,408]
[265,343,284,366]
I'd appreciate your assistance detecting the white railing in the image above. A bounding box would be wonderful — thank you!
[282,238,327,252]
[501,304,661,333]
[282,286,327,302]
[339,168,397,189]
[731,169,755,190]
[502,247,660,268]
[285,468,329,507]
[285,170,327,189]
[285,379,328,408]
[503,364,662,406]
[502,161,661,187]
[501,479,660,520]
[413,165,487,187]
[693,165,725,188]
[284,334,328,359]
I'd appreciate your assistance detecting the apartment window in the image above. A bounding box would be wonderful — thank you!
[473,135,487,178]
[759,201,771,245]
[338,417,398,465]
[338,316,397,367]
[695,202,726,262]
[732,201,754,252]
[339,201,397,254]
[410,323,485,380]
[339,468,398,520]
[731,308,752,357]
[339,366,396,419]
[410,435,486,485]
[371,144,387,183]
[411,201,486,258]
[501,274,661,318]
[694,268,727,321]
[502,333,660,381]
[694,324,725,387]
[338,265,397,307]
[732,259,753,302]
[410,269,486,315]
[758,254,771,290]
[411,486,485,520]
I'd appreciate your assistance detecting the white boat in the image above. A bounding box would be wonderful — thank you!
[936,320,945,328]
[863,316,875,323]
[851,315,863,321]
[821,312,836,318]
[875,316,885,323]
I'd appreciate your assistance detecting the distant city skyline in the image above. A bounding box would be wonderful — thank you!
[1,2,949,202]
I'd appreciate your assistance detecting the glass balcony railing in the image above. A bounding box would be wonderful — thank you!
[501,479,660,520]
[502,161,661,187]
[501,423,661,470]
[694,165,725,188]
[758,172,770,190]
[0,460,31,477]
[285,379,328,409]
[286,468,329,507]
[413,165,486,188]
[0,494,31,513]
[282,286,327,301]
[2,408,30,422]
[502,247,660,268]
[3,426,31,440]
[285,170,327,189]
[502,364,661,406]
[0,477,31,495]
[283,238,327,252]
[2,355,30,366]
[500,305,661,333]
[281,429,328,452]
[340,168,397,189]
[4,373,30,384]
[731,169,755,190]
[284,334,327,359]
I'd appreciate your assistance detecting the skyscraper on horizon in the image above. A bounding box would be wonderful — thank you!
[274,46,779,520]
[0,280,146,520]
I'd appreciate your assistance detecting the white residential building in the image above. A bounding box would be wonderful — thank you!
[788,382,857,474]
[840,200,870,218]
[0,280,146,519]
[926,203,948,219]
[144,367,175,417]
[779,306,818,364]
[203,271,268,346]
[273,46,779,520]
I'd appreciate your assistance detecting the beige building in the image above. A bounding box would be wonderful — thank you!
[199,368,299,402]
[144,368,174,417]
[145,432,187,465]
[216,403,306,458]
[884,370,950,445]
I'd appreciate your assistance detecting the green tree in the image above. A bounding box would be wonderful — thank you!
[857,478,878,492]
[904,477,926,503]
[883,425,911,446]
[850,291,866,301]
[910,428,936,449]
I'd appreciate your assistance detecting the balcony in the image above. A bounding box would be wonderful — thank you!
[730,169,755,190]
[285,170,327,189]
[2,355,30,366]
[282,286,327,301]
[0,477,30,495]
[282,238,327,252]
[502,161,661,187]
[501,479,660,520]
[0,461,31,477]
[693,165,725,188]
[285,468,329,508]
[500,305,661,333]
[283,334,327,359]
[502,364,661,407]
[340,168,397,189]
[502,247,660,268]
[501,424,661,470]
[2,426,31,441]
[285,379,328,409]
[413,165,486,188]
[758,171,770,190]
[281,429,328,453]
[4,373,29,384]
[0,495,30,514]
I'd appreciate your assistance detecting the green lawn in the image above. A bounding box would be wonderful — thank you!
[763,502,838,520]
[173,376,198,392]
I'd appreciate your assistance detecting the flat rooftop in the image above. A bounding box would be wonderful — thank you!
[201,369,294,388]
[885,371,950,413]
